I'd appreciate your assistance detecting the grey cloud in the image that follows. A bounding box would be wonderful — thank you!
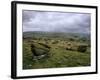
[23,10,91,34]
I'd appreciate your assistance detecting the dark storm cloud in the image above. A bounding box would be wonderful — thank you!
[22,10,91,33]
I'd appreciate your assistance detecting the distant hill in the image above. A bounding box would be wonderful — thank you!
[23,31,90,41]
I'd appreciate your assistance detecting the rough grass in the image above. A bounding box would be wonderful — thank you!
[23,38,91,69]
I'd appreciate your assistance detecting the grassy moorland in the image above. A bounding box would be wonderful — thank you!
[23,31,91,69]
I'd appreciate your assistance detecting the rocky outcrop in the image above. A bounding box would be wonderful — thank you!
[31,43,50,60]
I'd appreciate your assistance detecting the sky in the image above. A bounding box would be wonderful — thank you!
[22,10,91,34]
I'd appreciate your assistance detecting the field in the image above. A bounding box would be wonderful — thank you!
[23,31,91,69]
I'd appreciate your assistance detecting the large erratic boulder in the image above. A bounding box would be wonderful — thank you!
[31,43,50,60]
